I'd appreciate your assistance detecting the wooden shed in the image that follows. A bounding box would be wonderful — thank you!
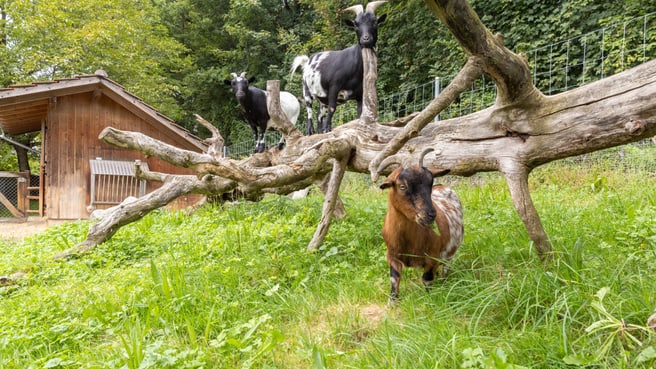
[0,70,207,221]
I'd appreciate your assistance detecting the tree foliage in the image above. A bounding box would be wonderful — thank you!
[470,0,653,52]
[0,0,191,120]
[158,0,655,143]
[1,0,654,154]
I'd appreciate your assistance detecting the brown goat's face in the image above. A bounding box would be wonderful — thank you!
[380,165,436,226]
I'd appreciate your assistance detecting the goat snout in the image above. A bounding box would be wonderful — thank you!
[360,36,375,48]
[415,208,436,227]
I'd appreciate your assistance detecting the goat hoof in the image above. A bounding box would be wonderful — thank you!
[387,298,399,308]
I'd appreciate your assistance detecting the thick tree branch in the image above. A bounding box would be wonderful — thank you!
[499,159,552,259]
[100,127,218,169]
[369,56,484,181]
[266,80,303,144]
[307,156,350,251]
[360,48,379,125]
[195,114,224,159]
[73,0,656,261]
[424,0,535,103]
[57,168,235,258]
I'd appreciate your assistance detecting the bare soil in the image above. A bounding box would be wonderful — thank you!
[0,218,65,241]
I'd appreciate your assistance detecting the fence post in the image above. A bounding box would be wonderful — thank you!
[433,77,441,122]
[17,171,29,216]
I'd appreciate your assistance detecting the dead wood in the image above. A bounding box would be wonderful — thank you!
[63,0,656,260]
[195,114,224,159]
[307,156,350,251]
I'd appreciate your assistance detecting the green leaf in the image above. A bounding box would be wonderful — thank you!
[636,346,656,363]
[563,354,595,365]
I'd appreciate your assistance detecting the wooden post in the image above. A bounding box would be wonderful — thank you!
[266,80,303,143]
[17,171,28,216]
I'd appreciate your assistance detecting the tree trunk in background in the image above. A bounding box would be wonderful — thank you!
[14,145,30,173]
[11,134,38,173]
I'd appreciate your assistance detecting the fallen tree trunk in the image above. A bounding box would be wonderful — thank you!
[63,0,656,259]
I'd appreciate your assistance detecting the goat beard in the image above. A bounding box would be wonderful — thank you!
[414,215,441,237]
[414,214,434,227]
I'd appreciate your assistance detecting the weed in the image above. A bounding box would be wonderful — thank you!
[0,161,655,368]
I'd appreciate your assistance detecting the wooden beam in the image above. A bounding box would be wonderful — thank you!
[0,192,24,218]
[0,78,101,106]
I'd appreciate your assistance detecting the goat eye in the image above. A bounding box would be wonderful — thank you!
[398,184,407,191]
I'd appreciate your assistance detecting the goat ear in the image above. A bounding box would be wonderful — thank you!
[430,168,451,178]
[379,177,394,190]
[224,79,232,86]
[344,19,356,28]
[377,14,387,25]
[248,76,256,83]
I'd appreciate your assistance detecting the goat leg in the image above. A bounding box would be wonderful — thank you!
[388,258,404,304]
[258,128,267,153]
[301,83,315,135]
[389,266,402,303]
[422,265,436,291]
[437,260,449,279]
[317,104,328,133]
[325,106,336,133]
[250,126,259,153]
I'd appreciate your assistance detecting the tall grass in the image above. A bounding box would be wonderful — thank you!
[0,156,655,368]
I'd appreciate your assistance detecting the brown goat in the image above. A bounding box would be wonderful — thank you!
[379,149,464,301]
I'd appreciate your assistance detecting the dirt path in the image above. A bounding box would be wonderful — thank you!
[0,219,65,241]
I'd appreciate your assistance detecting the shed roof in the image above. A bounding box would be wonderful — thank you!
[0,70,207,152]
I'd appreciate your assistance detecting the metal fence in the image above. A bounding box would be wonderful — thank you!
[0,172,40,219]
[88,159,149,212]
[0,174,20,218]
[525,12,656,95]
[225,12,656,158]
[555,139,656,174]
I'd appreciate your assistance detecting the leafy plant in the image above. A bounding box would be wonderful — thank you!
[565,287,656,367]
[1,153,655,368]
[461,347,529,369]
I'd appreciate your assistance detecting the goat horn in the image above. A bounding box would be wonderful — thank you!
[376,154,407,175]
[230,72,238,79]
[239,71,247,78]
[365,0,387,14]
[344,4,363,15]
[418,148,435,168]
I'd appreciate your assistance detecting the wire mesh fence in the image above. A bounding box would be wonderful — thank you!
[225,12,656,158]
[440,139,656,188]
[557,139,656,174]
[0,172,40,219]
[0,174,19,218]
[525,13,656,95]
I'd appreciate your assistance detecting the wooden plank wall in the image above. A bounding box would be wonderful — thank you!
[45,92,201,220]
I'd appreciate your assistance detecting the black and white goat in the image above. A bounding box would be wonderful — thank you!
[290,1,387,135]
[224,72,300,153]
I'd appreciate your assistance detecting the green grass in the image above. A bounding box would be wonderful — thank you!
[1,163,655,368]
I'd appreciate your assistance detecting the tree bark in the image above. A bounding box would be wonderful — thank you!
[307,156,350,251]
[500,160,551,258]
[360,48,379,125]
[8,133,38,173]
[66,0,656,259]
